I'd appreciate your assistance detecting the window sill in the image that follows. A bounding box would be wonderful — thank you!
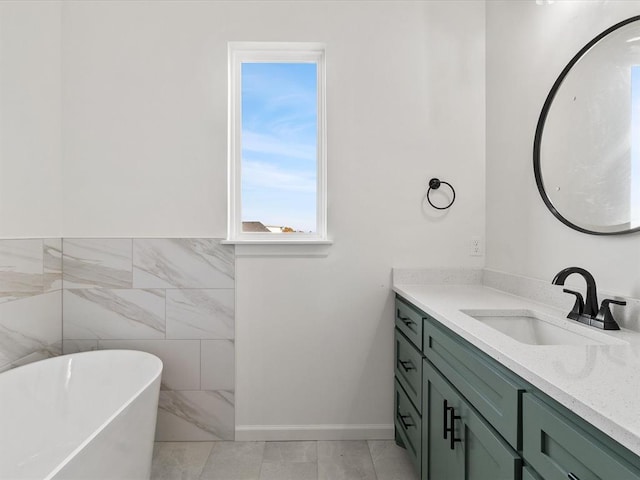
[221,239,332,245]
[221,239,333,257]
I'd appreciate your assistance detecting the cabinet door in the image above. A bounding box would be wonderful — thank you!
[523,394,640,480]
[424,360,521,480]
[522,466,543,480]
[460,395,522,480]
[423,360,463,480]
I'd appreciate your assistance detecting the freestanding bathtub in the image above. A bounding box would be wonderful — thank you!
[0,350,163,480]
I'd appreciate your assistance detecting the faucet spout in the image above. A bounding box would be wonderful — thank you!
[552,267,599,318]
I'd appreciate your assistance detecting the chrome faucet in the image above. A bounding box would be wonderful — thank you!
[552,267,624,330]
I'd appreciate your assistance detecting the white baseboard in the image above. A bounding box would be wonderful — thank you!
[235,424,394,441]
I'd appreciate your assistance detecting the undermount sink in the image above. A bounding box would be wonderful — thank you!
[460,309,625,346]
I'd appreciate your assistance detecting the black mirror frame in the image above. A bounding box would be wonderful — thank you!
[533,15,640,236]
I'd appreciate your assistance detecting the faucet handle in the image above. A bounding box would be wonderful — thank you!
[602,298,626,307]
[562,289,584,321]
[593,298,626,330]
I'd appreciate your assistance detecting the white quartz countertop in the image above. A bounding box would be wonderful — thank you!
[393,283,640,457]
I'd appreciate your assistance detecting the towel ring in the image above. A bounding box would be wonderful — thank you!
[427,178,455,210]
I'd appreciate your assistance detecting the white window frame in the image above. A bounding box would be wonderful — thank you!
[227,42,328,244]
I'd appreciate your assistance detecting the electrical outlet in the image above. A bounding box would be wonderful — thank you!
[470,236,483,256]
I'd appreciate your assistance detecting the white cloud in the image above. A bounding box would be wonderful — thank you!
[242,130,316,162]
[242,159,316,193]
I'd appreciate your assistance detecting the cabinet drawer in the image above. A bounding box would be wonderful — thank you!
[395,328,422,413]
[394,379,421,474]
[523,394,640,480]
[395,297,425,350]
[423,317,525,449]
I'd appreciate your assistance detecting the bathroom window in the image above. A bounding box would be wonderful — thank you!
[227,42,327,243]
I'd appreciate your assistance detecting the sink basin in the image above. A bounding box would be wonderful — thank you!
[460,309,625,346]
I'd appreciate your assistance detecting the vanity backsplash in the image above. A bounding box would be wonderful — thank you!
[393,268,640,332]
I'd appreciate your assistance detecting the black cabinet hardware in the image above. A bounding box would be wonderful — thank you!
[448,407,462,450]
[397,311,416,327]
[398,413,415,429]
[443,400,450,439]
[444,400,462,450]
[398,360,415,372]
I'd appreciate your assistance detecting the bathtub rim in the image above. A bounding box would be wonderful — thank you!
[2,349,163,480]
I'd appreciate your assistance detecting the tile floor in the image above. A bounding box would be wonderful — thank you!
[151,440,419,480]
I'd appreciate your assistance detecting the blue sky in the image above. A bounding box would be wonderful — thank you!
[241,62,318,232]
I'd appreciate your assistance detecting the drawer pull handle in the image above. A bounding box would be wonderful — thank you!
[398,360,415,372]
[567,474,580,480]
[445,401,462,450]
[443,400,449,439]
[398,413,415,429]
[397,311,417,327]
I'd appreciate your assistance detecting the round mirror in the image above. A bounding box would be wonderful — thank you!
[534,15,640,235]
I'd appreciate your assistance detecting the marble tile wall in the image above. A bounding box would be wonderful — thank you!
[61,238,236,441]
[0,239,63,372]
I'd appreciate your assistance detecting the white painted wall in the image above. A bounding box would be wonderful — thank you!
[61,0,227,237]
[58,0,485,437]
[0,1,62,238]
[486,0,640,299]
[234,1,485,436]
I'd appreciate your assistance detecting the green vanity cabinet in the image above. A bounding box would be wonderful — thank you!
[423,360,521,480]
[394,294,640,480]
